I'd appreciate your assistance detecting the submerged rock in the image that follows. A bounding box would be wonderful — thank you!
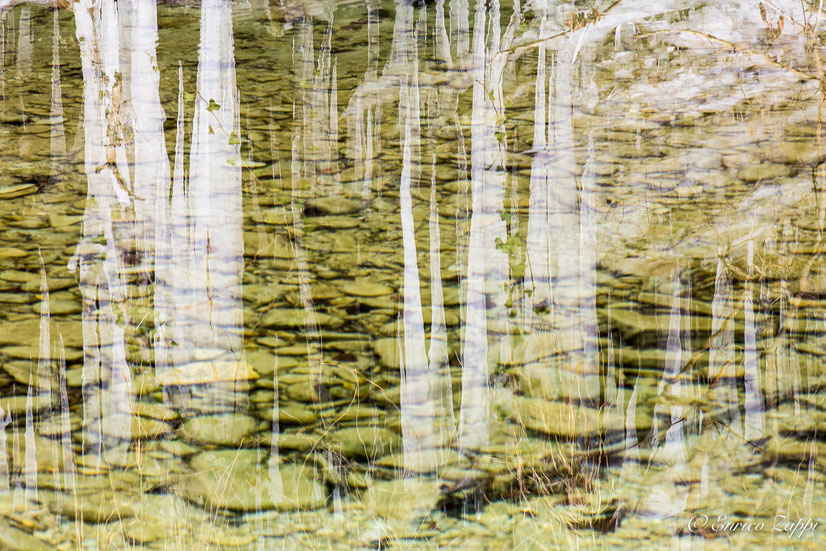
[373,338,400,369]
[322,426,402,459]
[340,279,394,297]
[0,183,38,200]
[505,396,616,438]
[0,518,52,551]
[259,432,318,452]
[0,394,54,417]
[246,349,279,376]
[260,308,342,329]
[6,432,71,473]
[155,359,259,386]
[501,331,584,366]
[0,318,82,349]
[305,216,361,229]
[284,381,330,403]
[259,403,318,425]
[184,451,326,511]
[364,478,440,521]
[767,140,826,166]
[97,414,173,440]
[4,344,83,363]
[0,247,27,259]
[190,448,265,471]
[38,489,137,523]
[305,196,363,216]
[123,521,165,545]
[736,162,793,182]
[180,414,259,446]
[376,448,466,473]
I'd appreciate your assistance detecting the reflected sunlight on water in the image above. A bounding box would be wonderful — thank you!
[0,0,825,549]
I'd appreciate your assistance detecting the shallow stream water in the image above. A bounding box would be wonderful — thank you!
[0,0,825,549]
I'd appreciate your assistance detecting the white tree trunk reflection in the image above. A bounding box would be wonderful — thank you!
[524,14,551,317]
[395,2,437,469]
[743,236,764,441]
[458,0,516,450]
[522,12,603,451]
[708,257,740,432]
[71,0,134,454]
[428,160,456,449]
[449,0,469,63]
[49,9,66,181]
[157,0,247,397]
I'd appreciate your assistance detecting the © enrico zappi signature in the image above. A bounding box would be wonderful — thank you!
[687,514,820,539]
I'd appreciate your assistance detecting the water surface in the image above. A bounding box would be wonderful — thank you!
[0,0,825,549]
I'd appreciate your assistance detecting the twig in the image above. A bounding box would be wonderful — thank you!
[506,0,626,55]
[635,29,817,81]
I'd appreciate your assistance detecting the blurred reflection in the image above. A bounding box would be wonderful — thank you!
[288,5,332,419]
[743,238,765,441]
[49,9,66,184]
[155,0,248,396]
[15,6,32,79]
[70,0,136,454]
[458,0,516,451]
[395,0,438,468]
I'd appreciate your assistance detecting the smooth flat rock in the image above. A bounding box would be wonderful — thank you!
[155,359,259,385]
[340,279,394,297]
[97,414,173,440]
[364,478,440,521]
[259,404,318,425]
[322,426,402,459]
[305,216,361,229]
[0,318,83,349]
[6,432,71,473]
[0,518,52,551]
[501,331,585,366]
[305,196,363,216]
[184,452,326,511]
[284,381,329,403]
[736,162,793,182]
[261,208,292,226]
[259,432,318,452]
[180,414,258,447]
[373,338,400,369]
[376,448,466,473]
[0,394,54,417]
[32,299,81,315]
[246,349,278,376]
[506,397,614,438]
[0,183,37,200]
[38,489,136,523]
[260,308,342,329]
[130,401,179,422]
[601,307,734,343]
[3,344,84,362]
[189,448,265,472]
[0,247,27,259]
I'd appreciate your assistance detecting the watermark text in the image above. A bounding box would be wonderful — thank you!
[687,514,820,540]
